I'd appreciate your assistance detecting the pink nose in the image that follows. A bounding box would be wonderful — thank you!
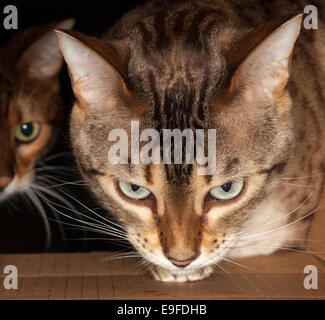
[169,256,196,267]
[0,176,13,191]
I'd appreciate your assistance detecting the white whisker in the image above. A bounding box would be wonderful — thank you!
[25,189,51,251]
[280,172,325,180]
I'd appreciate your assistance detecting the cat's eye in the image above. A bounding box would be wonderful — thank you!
[209,179,244,201]
[118,181,151,200]
[15,122,41,143]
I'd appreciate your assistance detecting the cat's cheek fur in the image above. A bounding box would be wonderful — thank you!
[226,194,307,258]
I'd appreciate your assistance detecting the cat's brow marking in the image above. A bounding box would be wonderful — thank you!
[88,169,106,176]
[258,162,287,176]
[226,158,239,172]
[79,162,105,177]
[144,165,153,184]
[204,174,213,184]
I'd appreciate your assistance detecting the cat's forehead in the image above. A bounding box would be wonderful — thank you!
[124,24,231,132]
[128,37,228,114]
[0,74,55,124]
[127,54,228,135]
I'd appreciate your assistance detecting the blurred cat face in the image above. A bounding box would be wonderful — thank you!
[0,19,74,202]
[57,13,301,276]
[0,76,62,202]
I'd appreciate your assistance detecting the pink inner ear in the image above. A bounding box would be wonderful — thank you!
[229,15,302,100]
[55,30,129,108]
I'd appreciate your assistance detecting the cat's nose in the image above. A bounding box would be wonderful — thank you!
[0,176,13,191]
[168,256,196,268]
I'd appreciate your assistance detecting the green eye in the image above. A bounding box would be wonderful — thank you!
[118,181,151,200]
[209,179,244,200]
[15,122,41,143]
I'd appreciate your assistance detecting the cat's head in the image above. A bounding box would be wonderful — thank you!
[57,14,302,274]
[0,19,74,202]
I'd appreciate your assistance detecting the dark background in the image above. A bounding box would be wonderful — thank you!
[0,0,145,253]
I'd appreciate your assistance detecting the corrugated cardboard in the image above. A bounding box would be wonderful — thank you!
[0,251,324,299]
[0,193,325,300]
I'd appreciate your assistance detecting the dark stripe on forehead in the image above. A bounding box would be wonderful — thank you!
[163,80,196,129]
[148,71,163,131]
[144,165,153,184]
[154,10,170,49]
[172,9,187,35]
[137,21,153,49]
[186,9,209,48]
[164,163,193,184]
[197,76,209,122]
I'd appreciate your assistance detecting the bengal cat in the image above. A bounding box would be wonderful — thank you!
[0,20,74,248]
[56,0,325,282]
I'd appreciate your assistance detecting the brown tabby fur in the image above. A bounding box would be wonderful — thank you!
[57,0,325,282]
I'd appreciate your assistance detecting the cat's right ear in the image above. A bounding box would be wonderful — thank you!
[228,14,302,102]
[55,30,129,107]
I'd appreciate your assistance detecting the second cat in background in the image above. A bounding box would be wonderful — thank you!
[0,19,74,250]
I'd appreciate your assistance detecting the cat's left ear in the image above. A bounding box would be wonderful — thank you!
[17,19,75,79]
[229,14,302,101]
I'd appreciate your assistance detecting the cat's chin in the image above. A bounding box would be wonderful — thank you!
[149,265,215,282]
